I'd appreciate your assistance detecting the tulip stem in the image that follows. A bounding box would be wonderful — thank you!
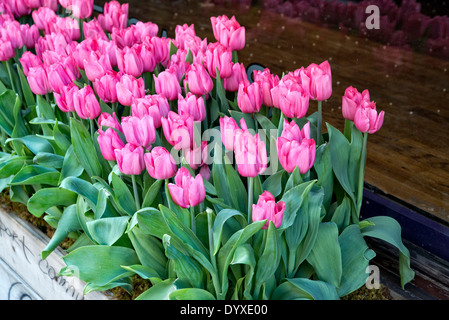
[190,206,196,234]
[5,60,17,93]
[356,132,368,219]
[89,119,95,140]
[132,174,141,211]
[207,209,222,299]
[247,176,254,225]
[316,100,322,145]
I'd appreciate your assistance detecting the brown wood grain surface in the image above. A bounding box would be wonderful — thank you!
[95,0,449,222]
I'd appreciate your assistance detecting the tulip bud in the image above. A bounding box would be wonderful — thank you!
[168,167,206,208]
[46,62,75,94]
[121,115,156,149]
[73,85,101,120]
[184,63,213,96]
[154,68,182,101]
[70,0,94,20]
[178,93,206,122]
[0,38,15,61]
[252,191,285,229]
[253,68,280,107]
[131,94,169,128]
[93,70,121,104]
[19,51,42,76]
[219,116,240,151]
[234,123,267,177]
[277,120,316,174]
[27,65,52,95]
[223,62,247,92]
[97,128,125,161]
[354,100,385,134]
[237,80,262,114]
[98,1,129,33]
[116,45,144,77]
[342,86,370,121]
[115,143,145,175]
[271,79,309,119]
[210,15,246,51]
[84,51,113,82]
[54,83,78,113]
[205,42,233,79]
[116,74,145,106]
[98,112,122,133]
[161,111,194,150]
[144,146,177,180]
[300,60,332,101]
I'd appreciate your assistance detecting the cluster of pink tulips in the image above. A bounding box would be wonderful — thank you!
[0,0,386,229]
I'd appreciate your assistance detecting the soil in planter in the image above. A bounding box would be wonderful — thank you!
[342,284,393,300]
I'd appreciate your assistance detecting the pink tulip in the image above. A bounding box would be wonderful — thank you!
[83,19,108,41]
[32,7,57,32]
[98,112,122,133]
[115,143,145,175]
[342,86,370,121]
[0,38,14,61]
[54,83,78,113]
[149,36,170,67]
[168,167,206,208]
[205,42,233,79]
[41,0,58,11]
[111,26,139,49]
[184,63,213,96]
[161,111,194,150]
[133,21,159,41]
[72,38,100,70]
[84,51,113,82]
[116,45,144,77]
[27,65,52,95]
[271,79,309,118]
[277,120,316,174]
[121,115,156,149]
[253,68,280,107]
[237,80,262,114]
[25,0,43,9]
[93,70,121,104]
[144,146,177,180]
[211,15,246,51]
[98,39,118,68]
[223,62,247,92]
[354,100,385,134]
[131,94,169,128]
[167,49,189,82]
[300,60,332,101]
[19,51,42,76]
[154,68,182,101]
[183,140,208,170]
[98,1,129,33]
[234,120,267,177]
[252,191,285,229]
[116,74,145,106]
[69,0,93,19]
[73,85,101,120]
[7,0,30,18]
[20,24,39,49]
[46,62,75,94]
[219,115,241,151]
[58,0,72,9]
[97,128,125,161]
[178,93,206,122]
[199,164,211,181]
[136,42,156,73]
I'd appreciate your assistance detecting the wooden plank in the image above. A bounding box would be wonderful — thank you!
[93,0,449,223]
[0,209,111,300]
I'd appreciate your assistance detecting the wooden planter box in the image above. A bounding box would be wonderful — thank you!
[0,208,111,300]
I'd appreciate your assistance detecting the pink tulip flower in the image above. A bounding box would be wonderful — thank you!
[354,100,385,134]
[69,0,93,20]
[252,191,285,229]
[237,80,262,114]
[234,120,267,177]
[154,68,182,101]
[211,15,246,51]
[300,60,332,101]
[19,51,42,76]
[0,38,14,61]
[223,62,247,92]
[27,65,52,95]
[73,85,101,120]
[342,86,370,121]
[178,93,206,122]
[116,74,145,106]
[97,128,125,161]
[121,115,157,149]
[144,146,177,180]
[168,167,206,208]
[131,94,169,128]
[161,111,194,151]
[277,120,316,174]
[219,115,241,151]
[46,62,75,94]
[253,68,280,107]
[205,42,233,79]
[115,143,145,175]
[93,70,121,104]
[116,45,144,77]
[54,83,78,113]
[98,112,122,133]
[84,51,113,82]
[184,62,213,96]
[98,1,129,33]
[271,79,309,118]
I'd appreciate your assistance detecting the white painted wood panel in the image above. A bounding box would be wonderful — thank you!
[0,209,111,300]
